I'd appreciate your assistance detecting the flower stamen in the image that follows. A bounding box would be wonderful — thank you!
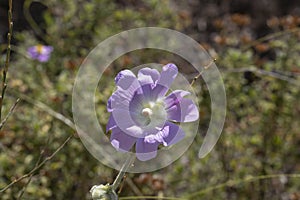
[36,45,44,54]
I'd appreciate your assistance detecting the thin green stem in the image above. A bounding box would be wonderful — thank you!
[112,154,136,191]
[190,58,216,86]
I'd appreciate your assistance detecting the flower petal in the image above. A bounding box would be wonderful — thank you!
[107,96,113,112]
[158,122,185,146]
[109,85,143,112]
[143,122,185,146]
[166,98,199,122]
[136,138,159,161]
[156,63,178,94]
[112,108,144,137]
[110,127,137,152]
[38,54,50,62]
[137,68,160,86]
[109,70,144,112]
[138,84,167,102]
[42,46,53,54]
[115,70,139,90]
[109,70,147,136]
[27,47,38,58]
[129,93,150,126]
[108,90,131,112]
[164,90,191,109]
[106,114,117,133]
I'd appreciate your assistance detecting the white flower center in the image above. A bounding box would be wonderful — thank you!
[142,108,153,117]
[136,100,167,130]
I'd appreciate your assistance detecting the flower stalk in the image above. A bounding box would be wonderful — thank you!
[112,154,136,191]
[90,154,135,200]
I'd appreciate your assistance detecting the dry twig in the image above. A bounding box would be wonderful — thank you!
[0,0,13,120]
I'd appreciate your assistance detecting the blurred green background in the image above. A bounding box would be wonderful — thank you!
[0,0,299,199]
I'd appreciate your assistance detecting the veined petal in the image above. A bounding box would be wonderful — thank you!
[109,70,144,112]
[150,84,169,100]
[109,86,143,111]
[136,138,159,161]
[166,98,199,122]
[112,108,144,137]
[129,93,149,126]
[139,84,166,102]
[110,127,137,152]
[109,90,131,110]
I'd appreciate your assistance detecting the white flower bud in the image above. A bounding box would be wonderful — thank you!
[90,184,118,200]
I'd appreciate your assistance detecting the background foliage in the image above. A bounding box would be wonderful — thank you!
[0,0,299,199]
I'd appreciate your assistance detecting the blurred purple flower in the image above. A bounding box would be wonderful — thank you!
[27,45,53,62]
[107,64,199,161]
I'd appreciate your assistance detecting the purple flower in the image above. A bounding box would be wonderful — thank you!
[27,45,53,62]
[107,64,199,161]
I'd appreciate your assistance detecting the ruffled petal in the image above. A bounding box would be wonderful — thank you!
[109,70,143,113]
[109,84,143,111]
[110,127,137,152]
[109,90,131,110]
[144,122,185,146]
[137,68,160,86]
[166,98,199,122]
[115,70,138,90]
[136,138,159,161]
